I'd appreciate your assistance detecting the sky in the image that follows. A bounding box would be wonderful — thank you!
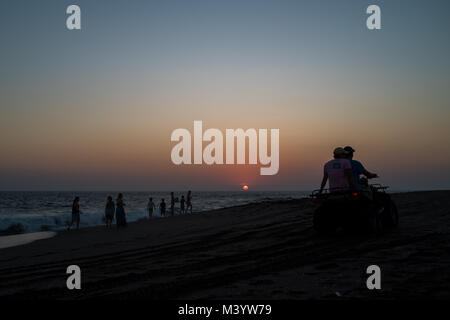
[0,0,449,191]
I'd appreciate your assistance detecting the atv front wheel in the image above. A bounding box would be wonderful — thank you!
[367,206,383,235]
[381,200,399,228]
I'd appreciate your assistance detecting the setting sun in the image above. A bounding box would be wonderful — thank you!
[242,185,249,191]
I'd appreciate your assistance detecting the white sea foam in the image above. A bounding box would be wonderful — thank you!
[0,209,164,234]
[0,191,306,235]
[0,231,56,249]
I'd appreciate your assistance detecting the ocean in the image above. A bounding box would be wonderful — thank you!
[0,191,309,235]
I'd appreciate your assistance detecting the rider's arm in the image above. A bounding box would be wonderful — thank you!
[319,172,328,193]
[363,169,378,179]
[358,161,378,179]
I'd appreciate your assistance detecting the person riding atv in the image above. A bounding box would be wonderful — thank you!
[343,146,378,189]
[313,147,398,235]
[318,147,357,195]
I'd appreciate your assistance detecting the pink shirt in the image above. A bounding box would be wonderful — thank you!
[324,159,351,190]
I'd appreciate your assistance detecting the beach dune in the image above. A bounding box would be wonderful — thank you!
[0,191,449,299]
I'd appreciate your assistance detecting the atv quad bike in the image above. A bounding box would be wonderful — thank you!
[311,184,398,235]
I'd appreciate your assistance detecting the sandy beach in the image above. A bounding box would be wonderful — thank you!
[0,190,449,299]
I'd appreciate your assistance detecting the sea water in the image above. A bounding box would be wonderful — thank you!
[0,191,308,235]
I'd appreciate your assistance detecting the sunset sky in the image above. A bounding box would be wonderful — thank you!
[1,0,449,191]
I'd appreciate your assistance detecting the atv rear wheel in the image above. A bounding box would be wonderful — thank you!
[313,204,337,235]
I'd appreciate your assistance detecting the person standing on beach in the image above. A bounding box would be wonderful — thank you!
[68,196,80,230]
[186,190,193,214]
[170,192,175,216]
[115,193,127,228]
[147,197,156,219]
[159,198,166,217]
[180,195,185,214]
[105,196,115,228]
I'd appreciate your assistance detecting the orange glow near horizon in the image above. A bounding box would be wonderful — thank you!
[242,185,249,191]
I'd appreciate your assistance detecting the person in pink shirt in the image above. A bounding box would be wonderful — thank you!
[319,147,357,193]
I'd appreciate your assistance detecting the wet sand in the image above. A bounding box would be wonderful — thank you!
[0,191,449,299]
[0,231,56,249]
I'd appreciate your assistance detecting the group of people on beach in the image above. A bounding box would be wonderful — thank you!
[319,146,378,193]
[146,191,193,218]
[68,191,193,230]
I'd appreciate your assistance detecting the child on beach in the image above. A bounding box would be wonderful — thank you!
[105,196,115,228]
[170,192,175,216]
[116,193,127,228]
[180,195,185,214]
[147,197,155,219]
[186,191,193,214]
[159,198,166,217]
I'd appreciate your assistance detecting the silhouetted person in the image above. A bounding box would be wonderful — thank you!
[319,147,356,193]
[180,195,185,214]
[170,192,175,216]
[160,198,166,217]
[186,190,193,214]
[105,196,115,228]
[147,197,155,219]
[68,196,80,230]
[115,193,127,228]
[344,146,378,189]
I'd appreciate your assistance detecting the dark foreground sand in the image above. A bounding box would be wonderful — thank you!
[0,191,449,299]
